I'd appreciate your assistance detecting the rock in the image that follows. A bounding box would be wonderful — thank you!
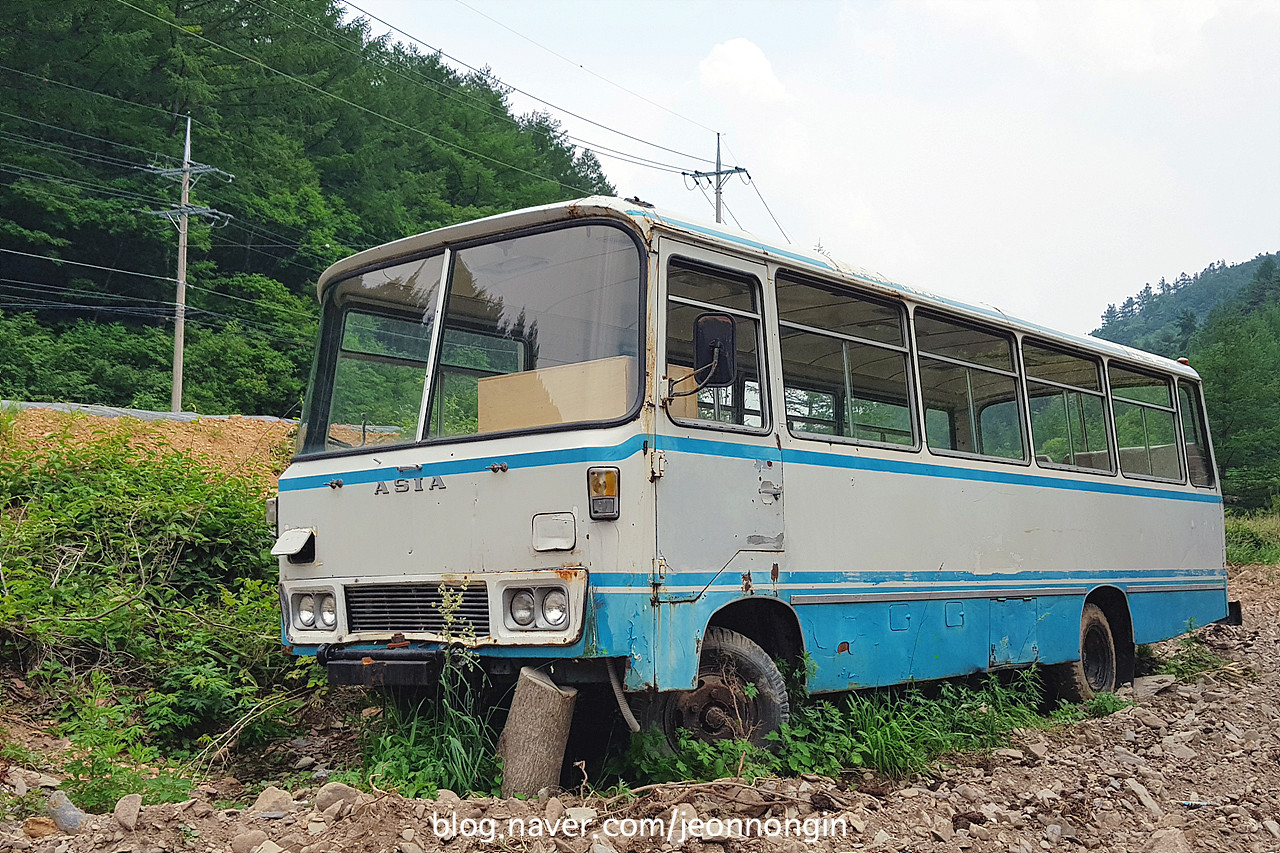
[994,748,1025,761]
[544,796,564,823]
[250,786,296,814]
[872,828,891,845]
[292,756,316,771]
[898,787,923,798]
[1026,741,1050,761]
[1142,828,1191,853]
[590,841,620,853]
[231,830,270,853]
[397,843,423,853]
[23,817,58,839]
[113,794,142,831]
[1132,675,1176,698]
[5,767,28,797]
[565,806,598,824]
[254,842,286,853]
[313,782,360,813]
[45,791,86,833]
[1264,820,1280,840]
[1132,708,1166,730]
[1124,778,1163,819]
[1168,744,1197,761]
[36,775,61,790]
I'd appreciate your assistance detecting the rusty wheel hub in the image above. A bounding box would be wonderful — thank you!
[671,673,751,740]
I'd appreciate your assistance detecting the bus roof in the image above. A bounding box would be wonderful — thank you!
[317,196,1200,380]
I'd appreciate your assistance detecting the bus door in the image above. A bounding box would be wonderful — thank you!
[653,239,784,597]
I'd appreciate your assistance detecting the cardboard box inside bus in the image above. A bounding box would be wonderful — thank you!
[477,355,634,433]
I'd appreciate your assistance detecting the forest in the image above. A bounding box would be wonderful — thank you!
[0,0,611,417]
[1094,254,1280,508]
[0,0,1276,510]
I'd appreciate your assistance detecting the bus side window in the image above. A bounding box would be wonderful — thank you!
[1109,365,1183,481]
[666,261,766,429]
[914,310,1025,461]
[1023,342,1112,472]
[777,274,915,447]
[1178,380,1214,487]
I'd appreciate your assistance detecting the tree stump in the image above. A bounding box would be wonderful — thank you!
[497,667,577,798]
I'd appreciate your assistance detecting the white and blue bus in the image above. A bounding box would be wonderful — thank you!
[273,197,1229,743]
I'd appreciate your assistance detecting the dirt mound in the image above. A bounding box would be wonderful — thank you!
[4,407,295,493]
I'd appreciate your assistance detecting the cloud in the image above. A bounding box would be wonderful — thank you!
[698,38,787,103]
[925,0,1221,76]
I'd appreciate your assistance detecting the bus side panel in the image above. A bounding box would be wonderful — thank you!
[1128,588,1229,645]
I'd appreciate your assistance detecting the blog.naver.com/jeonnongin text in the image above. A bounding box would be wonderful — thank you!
[430,809,849,845]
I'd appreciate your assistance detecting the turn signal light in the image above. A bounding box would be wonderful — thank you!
[587,467,620,520]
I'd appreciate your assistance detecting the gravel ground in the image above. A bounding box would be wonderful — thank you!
[3,565,1276,853]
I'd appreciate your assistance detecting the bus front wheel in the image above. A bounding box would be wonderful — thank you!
[1048,603,1117,702]
[642,626,790,749]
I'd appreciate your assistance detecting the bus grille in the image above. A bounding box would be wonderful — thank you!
[344,583,490,636]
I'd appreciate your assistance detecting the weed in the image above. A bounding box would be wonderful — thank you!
[1225,511,1280,566]
[616,727,777,785]
[1083,692,1132,717]
[1155,633,1233,682]
[0,790,45,821]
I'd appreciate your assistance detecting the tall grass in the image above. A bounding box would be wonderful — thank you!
[1226,510,1280,565]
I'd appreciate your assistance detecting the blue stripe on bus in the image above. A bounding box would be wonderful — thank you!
[280,433,1222,504]
[653,434,1223,504]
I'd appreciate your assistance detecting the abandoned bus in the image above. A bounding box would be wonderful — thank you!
[273,196,1228,743]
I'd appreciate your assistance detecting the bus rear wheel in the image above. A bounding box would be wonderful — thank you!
[1048,603,1117,702]
[643,626,790,749]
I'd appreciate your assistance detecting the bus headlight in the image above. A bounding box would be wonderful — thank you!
[297,594,316,628]
[318,594,338,629]
[542,589,568,626]
[510,590,536,626]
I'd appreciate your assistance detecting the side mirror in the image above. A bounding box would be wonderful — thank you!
[693,313,737,388]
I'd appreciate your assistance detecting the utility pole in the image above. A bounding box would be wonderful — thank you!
[145,116,232,412]
[685,133,747,225]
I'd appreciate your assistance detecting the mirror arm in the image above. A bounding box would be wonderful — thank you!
[666,345,720,400]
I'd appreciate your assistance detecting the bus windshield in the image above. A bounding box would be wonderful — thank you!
[298,222,643,455]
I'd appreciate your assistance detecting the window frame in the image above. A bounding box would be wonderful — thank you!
[776,273,919,452]
[911,307,1030,465]
[1021,338,1116,476]
[1106,360,1186,485]
[1176,378,1217,489]
[663,255,772,435]
[297,219,647,460]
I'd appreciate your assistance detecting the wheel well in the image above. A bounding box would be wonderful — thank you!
[706,598,804,671]
[1085,586,1135,685]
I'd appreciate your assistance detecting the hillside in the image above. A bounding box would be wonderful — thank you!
[1092,253,1278,357]
[0,0,611,417]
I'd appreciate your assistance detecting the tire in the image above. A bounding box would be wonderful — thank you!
[1048,603,1117,702]
[639,626,790,749]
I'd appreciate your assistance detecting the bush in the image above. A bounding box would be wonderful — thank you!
[0,427,310,749]
[1225,511,1280,566]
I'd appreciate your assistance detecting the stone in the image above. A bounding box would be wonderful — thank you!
[995,749,1025,761]
[1142,828,1191,853]
[565,806,598,824]
[590,842,620,853]
[1264,820,1280,840]
[1124,778,1163,819]
[293,756,316,771]
[1168,744,1197,761]
[231,830,270,853]
[5,767,28,797]
[251,786,296,814]
[313,782,360,813]
[1132,675,1176,699]
[872,828,891,845]
[1026,741,1050,761]
[1133,708,1166,730]
[22,817,58,839]
[545,796,565,824]
[36,775,61,790]
[397,843,423,853]
[254,841,286,853]
[45,791,86,834]
[113,794,142,831]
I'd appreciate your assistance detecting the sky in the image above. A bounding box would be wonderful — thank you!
[350,0,1280,336]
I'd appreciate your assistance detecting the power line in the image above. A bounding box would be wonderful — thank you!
[0,247,175,282]
[244,0,698,176]
[0,162,175,207]
[114,0,596,196]
[339,0,716,167]
[0,108,175,163]
[0,129,152,171]
[0,64,178,121]
[450,0,717,135]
